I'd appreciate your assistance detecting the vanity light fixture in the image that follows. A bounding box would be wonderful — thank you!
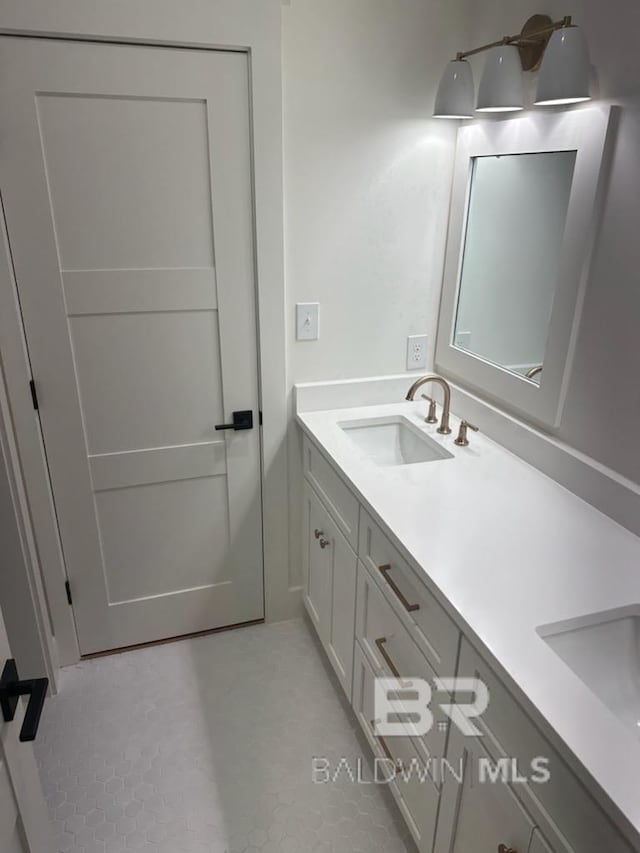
[433,14,591,119]
[534,25,591,106]
[476,45,525,113]
[433,59,475,119]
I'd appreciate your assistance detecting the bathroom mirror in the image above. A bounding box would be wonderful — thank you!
[454,151,577,384]
[436,106,614,427]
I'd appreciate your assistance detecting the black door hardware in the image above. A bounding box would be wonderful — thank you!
[215,410,253,432]
[29,379,39,411]
[0,659,48,742]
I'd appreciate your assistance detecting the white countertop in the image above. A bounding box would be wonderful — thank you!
[297,401,640,845]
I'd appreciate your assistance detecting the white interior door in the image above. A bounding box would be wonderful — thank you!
[0,610,50,852]
[0,37,264,654]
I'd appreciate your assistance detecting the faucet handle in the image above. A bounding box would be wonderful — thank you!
[454,420,479,447]
[421,394,438,424]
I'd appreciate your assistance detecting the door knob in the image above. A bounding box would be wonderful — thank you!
[215,410,253,431]
[0,659,48,742]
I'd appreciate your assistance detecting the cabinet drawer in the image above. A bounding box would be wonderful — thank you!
[352,643,440,853]
[435,724,536,853]
[303,436,359,550]
[356,561,448,765]
[359,509,459,676]
[456,639,634,853]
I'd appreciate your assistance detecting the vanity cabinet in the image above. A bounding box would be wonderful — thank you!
[302,479,357,700]
[300,433,637,853]
[436,638,635,853]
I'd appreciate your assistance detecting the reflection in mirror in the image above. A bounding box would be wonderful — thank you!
[453,151,577,384]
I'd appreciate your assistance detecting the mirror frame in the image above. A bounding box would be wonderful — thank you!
[435,105,615,428]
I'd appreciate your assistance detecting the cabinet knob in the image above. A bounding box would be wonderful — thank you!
[498,846,518,853]
[319,538,330,549]
[314,528,324,539]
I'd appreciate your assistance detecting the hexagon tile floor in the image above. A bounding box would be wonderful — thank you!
[35,618,416,853]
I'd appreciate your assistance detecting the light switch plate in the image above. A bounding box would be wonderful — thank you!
[406,334,428,370]
[296,303,320,341]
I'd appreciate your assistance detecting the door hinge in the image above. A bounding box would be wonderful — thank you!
[259,410,263,426]
[65,580,72,606]
[29,379,39,411]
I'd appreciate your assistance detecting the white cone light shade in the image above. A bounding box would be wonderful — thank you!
[433,60,474,119]
[476,45,524,112]
[535,27,591,105]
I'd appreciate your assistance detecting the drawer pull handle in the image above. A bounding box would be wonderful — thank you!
[498,847,518,853]
[378,564,420,613]
[375,637,402,679]
[370,721,405,773]
[319,538,330,549]
[314,529,324,539]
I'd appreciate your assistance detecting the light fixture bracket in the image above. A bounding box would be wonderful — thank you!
[517,14,554,71]
[456,13,573,71]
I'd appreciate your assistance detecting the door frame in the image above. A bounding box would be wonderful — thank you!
[0,0,294,667]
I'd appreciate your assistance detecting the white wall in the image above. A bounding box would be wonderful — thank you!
[465,0,640,486]
[283,0,472,383]
[283,0,472,586]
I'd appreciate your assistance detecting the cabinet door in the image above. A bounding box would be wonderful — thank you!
[302,481,357,699]
[435,729,535,853]
[303,481,330,640]
[324,511,357,699]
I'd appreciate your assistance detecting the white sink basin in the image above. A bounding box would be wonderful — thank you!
[339,415,453,466]
[539,608,640,739]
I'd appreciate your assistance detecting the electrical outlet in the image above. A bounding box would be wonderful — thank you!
[406,335,428,370]
[296,303,320,341]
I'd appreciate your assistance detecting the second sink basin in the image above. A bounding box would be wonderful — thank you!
[539,607,640,739]
[339,415,453,466]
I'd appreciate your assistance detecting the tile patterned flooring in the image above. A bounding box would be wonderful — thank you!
[36,619,415,852]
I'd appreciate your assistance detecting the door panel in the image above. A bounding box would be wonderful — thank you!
[36,94,215,270]
[95,475,230,603]
[0,37,264,653]
[68,312,224,454]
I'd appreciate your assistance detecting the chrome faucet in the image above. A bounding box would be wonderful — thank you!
[405,375,452,434]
